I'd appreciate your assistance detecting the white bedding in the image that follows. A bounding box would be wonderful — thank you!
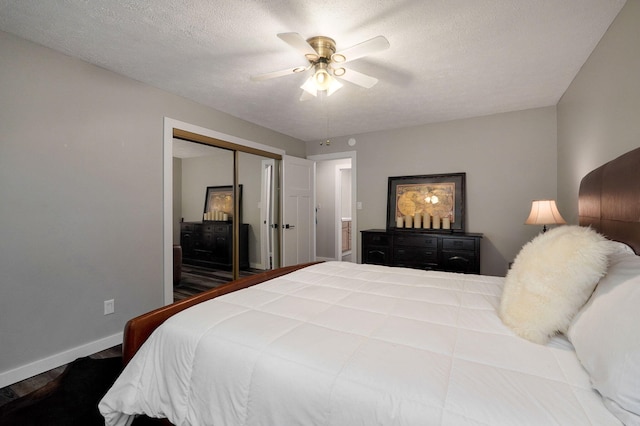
[99,261,620,425]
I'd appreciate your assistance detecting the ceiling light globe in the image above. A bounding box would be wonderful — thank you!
[314,69,332,90]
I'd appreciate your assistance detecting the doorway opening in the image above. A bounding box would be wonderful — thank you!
[308,152,357,263]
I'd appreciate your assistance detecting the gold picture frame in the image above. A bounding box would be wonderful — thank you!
[203,185,242,222]
[387,173,465,232]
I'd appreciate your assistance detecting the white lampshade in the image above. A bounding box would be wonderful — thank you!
[300,76,318,97]
[525,200,566,231]
[300,64,344,98]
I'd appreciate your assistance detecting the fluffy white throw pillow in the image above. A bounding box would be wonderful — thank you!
[499,225,612,344]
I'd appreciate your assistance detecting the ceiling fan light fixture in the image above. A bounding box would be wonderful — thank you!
[300,76,318,97]
[332,53,346,63]
[314,68,332,90]
[306,63,343,96]
[253,33,389,100]
[326,78,343,96]
[333,67,346,77]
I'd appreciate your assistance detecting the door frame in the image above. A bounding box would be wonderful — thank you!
[260,159,277,270]
[307,151,357,263]
[163,118,285,305]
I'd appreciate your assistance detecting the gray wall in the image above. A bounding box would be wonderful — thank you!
[307,107,558,276]
[557,0,640,222]
[0,30,304,383]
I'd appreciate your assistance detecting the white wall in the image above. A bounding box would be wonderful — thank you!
[307,107,558,276]
[557,0,640,222]
[0,30,304,385]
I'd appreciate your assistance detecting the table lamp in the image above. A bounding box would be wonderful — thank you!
[525,200,566,233]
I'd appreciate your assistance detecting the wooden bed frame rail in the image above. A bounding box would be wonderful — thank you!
[123,262,321,365]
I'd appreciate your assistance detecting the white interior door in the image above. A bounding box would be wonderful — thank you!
[281,155,315,266]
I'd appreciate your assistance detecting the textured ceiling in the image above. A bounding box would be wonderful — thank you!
[0,0,626,142]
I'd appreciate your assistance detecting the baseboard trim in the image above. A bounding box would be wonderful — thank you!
[0,332,123,388]
[249,261,264,270]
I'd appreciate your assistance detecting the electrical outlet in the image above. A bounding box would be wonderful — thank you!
[104,299,115,315]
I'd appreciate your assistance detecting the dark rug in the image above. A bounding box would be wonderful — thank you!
[0,357,165,426]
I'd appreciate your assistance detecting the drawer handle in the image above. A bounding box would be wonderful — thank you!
[448,256,469,263]
[370,250,385,255]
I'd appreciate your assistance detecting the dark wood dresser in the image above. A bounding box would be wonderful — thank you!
[361,229,482,274]
[180,221,249,270]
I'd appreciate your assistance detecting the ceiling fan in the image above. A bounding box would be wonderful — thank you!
[251,32,390,100]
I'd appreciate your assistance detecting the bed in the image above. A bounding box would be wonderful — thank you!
[100,147,640,426]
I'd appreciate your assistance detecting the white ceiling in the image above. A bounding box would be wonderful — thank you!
[0,0,626,142]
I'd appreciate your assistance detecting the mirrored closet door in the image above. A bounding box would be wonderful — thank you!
[172,133,281,300]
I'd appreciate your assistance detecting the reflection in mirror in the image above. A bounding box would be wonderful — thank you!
[238,152,280,272]
[172,140,238,301]
[172,139,281,301]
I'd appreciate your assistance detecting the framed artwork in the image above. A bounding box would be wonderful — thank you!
[387,173,465,232]
[203,185,242,222]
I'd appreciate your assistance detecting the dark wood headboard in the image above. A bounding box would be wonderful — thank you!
[579,146,640,254]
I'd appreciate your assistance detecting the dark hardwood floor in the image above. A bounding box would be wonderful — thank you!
[0,345,123,407]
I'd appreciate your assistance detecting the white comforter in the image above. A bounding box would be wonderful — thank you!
[100,262,620,425]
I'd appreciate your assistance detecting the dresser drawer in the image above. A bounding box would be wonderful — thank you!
[214,225,228,233]
[363,232,391,246]
[361,229,482,274]
[394,247,437,262]
[394,234,437,248]
[441,250,478,273]
[363,247,390,265]
[442,238,475,251]
[180,222,195,232]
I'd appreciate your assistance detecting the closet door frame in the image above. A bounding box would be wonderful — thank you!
[163,118,284,305]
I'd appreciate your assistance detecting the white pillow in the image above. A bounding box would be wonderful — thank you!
[568,242,640,424]
[499,225,612,344]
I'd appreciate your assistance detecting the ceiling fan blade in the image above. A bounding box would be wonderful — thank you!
[277,32,318,59]
[250,65,309,81]
[336,68,379,89]
[332,35,389,64]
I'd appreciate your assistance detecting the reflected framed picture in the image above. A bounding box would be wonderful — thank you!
[203,185,242,222]
[387,173,465,232]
